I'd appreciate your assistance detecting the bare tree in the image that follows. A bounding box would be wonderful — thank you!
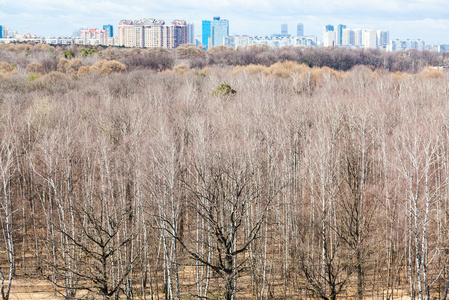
[0,122,16,300]
[168,151,279,300]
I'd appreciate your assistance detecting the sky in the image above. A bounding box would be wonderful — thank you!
[0,0,449,45]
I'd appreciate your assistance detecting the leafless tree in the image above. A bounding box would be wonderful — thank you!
[170,151,280,300]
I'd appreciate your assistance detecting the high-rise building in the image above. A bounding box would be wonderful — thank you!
[323,25,335,47]
[118,18,188,49]
[202,16,229,49]
[362,29,377,49]
[0,25,2,39]
[212,17,229,47]
[342,28,355,46]
[143,19,165,48]
[354,29,363,46]
[187,23,194,44]
[377,29,389,48]
[103,24,113,38]
[280,24,291,37]
[336,24,346,46]
[202,20,211,49]
[163,20,188,49]
[80,29,108,45]
[297,23,304,37]
[281,24,288,36]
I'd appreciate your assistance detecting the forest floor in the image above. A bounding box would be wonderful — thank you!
[7,276,415,300]
[9,278,58,300]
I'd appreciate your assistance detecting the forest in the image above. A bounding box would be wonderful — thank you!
[0,42,448,299]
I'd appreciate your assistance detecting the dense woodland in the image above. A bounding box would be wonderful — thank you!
[0,43,449,299]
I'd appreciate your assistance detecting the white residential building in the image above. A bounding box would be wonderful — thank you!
[388,39,425,52]
[377,30,390,48]
[342,28,355,46]
[79,29,108,45]
[354,29,363,46]
[323,25,335,47]
[362,29,377,49]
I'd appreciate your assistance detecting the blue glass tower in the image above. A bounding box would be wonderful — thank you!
[103,24,113,38]
[202,20,211,49]
[0,25,3,39]
[202,17,229,49]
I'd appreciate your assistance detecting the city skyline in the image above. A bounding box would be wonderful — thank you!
[0,0,448,45]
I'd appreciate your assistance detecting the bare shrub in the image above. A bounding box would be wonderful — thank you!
[120,51,175,71]
[0,62,14,73]
[173,62,190,75]
[99,46,122,60]
[265,61,309,78]
[201,66,213,75]
[57,58,70,73]
[77,66,91,77]
[231,64,267,75]
[175,44,204,59]
[207,46,239,65]
[277,47,300,62]
[0,62,17,77]
[31,71,77,92]
[26,97,55,128]
[26,63,44,74]
[40,58,58,73]
[419,67,445,79]
[345,65,375,88]
[69,58,83,72]
[189,55,207,69]
[91,60,127,74]
[32,43,52,53]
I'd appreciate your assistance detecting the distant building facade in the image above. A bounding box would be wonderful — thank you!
[342,28,355,46]
[336,24,346,45]
[326,24,389,49]
[323,24,335,47]
[202,16,229,49]
[0,27,16,39]
[377,30,389,48]
[103,24,113,38]
[362,29,377,49]
[80,29,108,45]
[281,24,289,36]
[0,25,2,39]
[224,34,317,49]
[118,18,188,49]
[297,23,304,37]
[187,23,194,44]
[388,39,425,51]
[201,20,211,48]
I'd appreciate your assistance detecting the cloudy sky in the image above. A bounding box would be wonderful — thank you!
[1,0,448,44]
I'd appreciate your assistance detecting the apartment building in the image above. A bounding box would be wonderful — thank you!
[80,29,108,45]
[118,18,188,49]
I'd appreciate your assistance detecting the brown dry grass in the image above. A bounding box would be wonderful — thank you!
[9,278,59,300]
